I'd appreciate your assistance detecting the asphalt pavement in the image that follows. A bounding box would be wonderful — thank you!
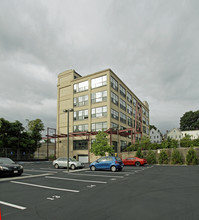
[0,162,199,220]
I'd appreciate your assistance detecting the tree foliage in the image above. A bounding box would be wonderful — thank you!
[180,135,192,148]
[90,130,114,156]
[180,110,199,131]
[186,147,198,165]
[171,148,183,165]
[136,147,144,158]
[158,150,169,164]
[146,150,157,164]
[26,119,44,152]
[0,118,44,155]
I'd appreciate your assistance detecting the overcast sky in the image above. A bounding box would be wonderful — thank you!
[0,0,198,135]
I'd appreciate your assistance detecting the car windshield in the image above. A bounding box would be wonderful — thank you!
[69,158,77,162]
[0,158,15,164]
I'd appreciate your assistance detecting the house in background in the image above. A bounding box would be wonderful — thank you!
[181,130,199,140]
[150,128,162,143]
[167,128,199,141]
[167,128,182,141]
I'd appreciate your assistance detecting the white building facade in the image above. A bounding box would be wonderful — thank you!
[150,128,162,143]
[181,130,199,140]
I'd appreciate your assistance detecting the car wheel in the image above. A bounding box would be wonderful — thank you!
[54,164,59,169]
[111,166,117,172]
[71,164,76,170]
[135,161,140,167]
[90,165,96,171]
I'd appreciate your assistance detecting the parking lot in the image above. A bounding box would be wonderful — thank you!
[1,162,199,220]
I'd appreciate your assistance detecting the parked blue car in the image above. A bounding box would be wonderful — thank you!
[89,156,124,172]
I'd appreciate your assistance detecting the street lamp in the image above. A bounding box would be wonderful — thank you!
[63,108,74,172]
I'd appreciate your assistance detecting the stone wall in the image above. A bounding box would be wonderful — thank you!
[118,147,199,164]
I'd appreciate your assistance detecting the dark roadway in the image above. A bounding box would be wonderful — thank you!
[0,162,199,220]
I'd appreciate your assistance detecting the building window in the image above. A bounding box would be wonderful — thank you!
[73,140,88,150]
[127,117,132,127]
[74,124,88,132]
[120,140,127,152]
[120,112,126,124]
[127,104,132,115]
[133,109,136,117]
[74,81,88,93]
[74,109,88,121]
[120,98,126,111]
[111,109,119,120]
[133,98,136,107]
[142,117,146,125]
[111,92,118,106]
[91,75,107,89]
[74,95,88,107]
[120,126,126,130]
[91,106,107,118]
[143,126,146,134]
[91,122,107,131]
[142,108,146,116]
[91,91,107,103]
[119,84,126,98]
[111,122,118,130]
[127,92,132,104]
[111,76,118,91]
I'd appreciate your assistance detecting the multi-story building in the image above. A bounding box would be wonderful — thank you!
[56,69,149,162]
[150,128,162,143]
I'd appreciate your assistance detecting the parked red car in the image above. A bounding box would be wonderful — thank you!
[122,157,147,167]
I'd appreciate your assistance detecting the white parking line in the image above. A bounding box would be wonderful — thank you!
[25,169,57,173]
[0,201,27,210]
[67,173,124,178]
[85,171,125,175]
[45,176,107,184]
[11,181,79,193]
[63,168,90,173]
[0,173,52,182]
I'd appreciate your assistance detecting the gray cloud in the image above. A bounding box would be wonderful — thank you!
[0,0,198,134]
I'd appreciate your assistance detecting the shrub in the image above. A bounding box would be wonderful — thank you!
[158,150,169,164]
[47,154,56,160]
[186,147,198,165]
[146,150,157,164]
[192,138,199,147]
[180,135,192,148]
[126,145,135,152]
[171,148,183,164]
[136,147,144,158]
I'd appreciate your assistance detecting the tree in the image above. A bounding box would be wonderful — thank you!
[150,125,157,130]
[146,150,157,164]
[171,148,183,165]
[26,119,45,153]
[186,147,198,165]
[180,110,199,131]
[140,136,151,150]
[180,135,192,148]
[158,150,169,164]
[136,147,144,158]
[90,130,114,156]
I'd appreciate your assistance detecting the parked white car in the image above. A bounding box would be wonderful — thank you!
[53,157,85,170]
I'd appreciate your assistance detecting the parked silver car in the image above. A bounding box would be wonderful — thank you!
[53,157,85,170]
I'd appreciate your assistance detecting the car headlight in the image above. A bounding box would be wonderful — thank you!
[0,166,9,170]
[20,165,23,169]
